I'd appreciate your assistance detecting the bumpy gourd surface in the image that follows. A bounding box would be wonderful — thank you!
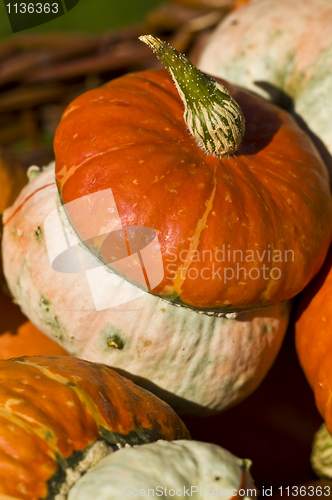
[69,440,256,500]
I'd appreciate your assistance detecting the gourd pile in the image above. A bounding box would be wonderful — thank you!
[1,0,332,496]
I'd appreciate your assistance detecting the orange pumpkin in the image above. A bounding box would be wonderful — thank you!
[53,37,332,313]
[296,246,332,433]
[0,355,189,498]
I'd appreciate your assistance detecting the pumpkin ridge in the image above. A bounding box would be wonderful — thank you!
[17,359,113,432]
[166,165,218,298]
[108,70,188,126]
[0,408,59,456]
[56,143,137,194]
[225,160,282,304]
[0,362,100,459]
[0,406,60,454]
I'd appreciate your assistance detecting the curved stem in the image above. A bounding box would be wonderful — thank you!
[139,34,245,157]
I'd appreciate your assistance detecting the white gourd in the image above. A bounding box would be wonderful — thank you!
[68,440,256,500]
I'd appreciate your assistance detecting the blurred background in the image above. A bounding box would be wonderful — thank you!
[0,0,233,168]
[0,0,329,495]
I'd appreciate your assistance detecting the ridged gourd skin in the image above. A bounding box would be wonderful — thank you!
[0,355,189,499]
[53,68,332,311]
[69,440,256,500]
[198,0,332,175]
[2,165,290,416]
[296,247,332,435]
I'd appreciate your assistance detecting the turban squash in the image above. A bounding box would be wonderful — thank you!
[2,38,331,414]
[0,355,189,499]
[2,163,289,415]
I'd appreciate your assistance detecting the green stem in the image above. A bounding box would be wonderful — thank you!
[139,34,245,157]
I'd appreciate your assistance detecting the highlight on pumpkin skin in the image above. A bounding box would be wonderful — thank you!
[139,35,245,157]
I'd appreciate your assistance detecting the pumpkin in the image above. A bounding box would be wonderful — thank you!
[295,247,332,436]
[68,440,256,500]
[198,0,332,175]
[0,355,189,499]
[1,162,290,415]
[52,36,332,313]
[0,287,68,359]
[295,246,332,477]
